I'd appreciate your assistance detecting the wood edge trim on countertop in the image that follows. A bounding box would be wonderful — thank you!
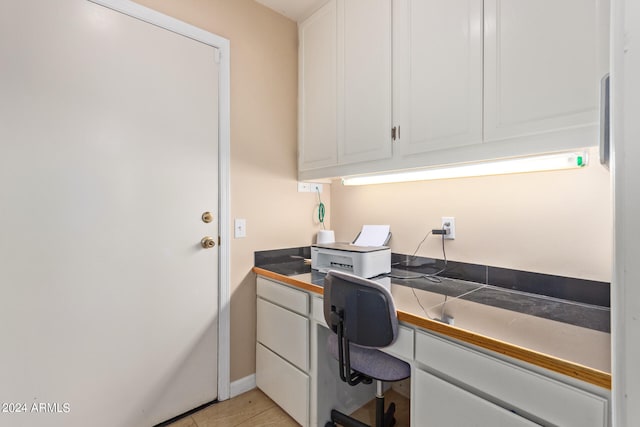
[252,267,612,390]
[253,267,324,295]
[397,311,611,390]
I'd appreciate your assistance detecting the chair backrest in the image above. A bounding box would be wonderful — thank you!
[323,270,398,348]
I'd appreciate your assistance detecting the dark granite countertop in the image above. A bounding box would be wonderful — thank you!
[255,247,611,376]
[256,252,610,333]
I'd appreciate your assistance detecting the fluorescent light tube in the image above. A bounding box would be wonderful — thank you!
[341,151,588,186]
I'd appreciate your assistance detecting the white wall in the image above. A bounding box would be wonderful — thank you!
[612,0,640,424]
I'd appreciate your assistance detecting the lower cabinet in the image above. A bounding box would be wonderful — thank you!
[255,275,610,427]
[413,368,541,426]
[256,277,310,426]
[413,330,609,427]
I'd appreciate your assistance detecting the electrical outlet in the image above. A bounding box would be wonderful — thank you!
[441,216,455,240]
[309,183,323,193]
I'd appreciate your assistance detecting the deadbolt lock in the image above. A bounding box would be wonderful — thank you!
[201,212,213,223]
[201,236,216,249]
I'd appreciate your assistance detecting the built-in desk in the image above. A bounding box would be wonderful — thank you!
[253,267,611,427]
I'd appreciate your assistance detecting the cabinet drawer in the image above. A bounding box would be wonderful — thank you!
[414,368,541,426]
[256,343,310,427]
[415,330,608,427]
[257,298,309,371]
[381,325,413,361]
[257,277,308,315]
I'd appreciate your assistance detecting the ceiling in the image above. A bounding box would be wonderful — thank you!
[254,0,328,22]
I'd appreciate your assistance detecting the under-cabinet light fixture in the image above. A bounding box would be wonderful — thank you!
[341,151,588,186]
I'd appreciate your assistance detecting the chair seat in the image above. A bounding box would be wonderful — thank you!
[328,333,410,382]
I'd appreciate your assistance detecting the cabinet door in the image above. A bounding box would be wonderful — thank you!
[337,0,392,165]
[298,0,338,171]
[484,0,602,144]
[414,368,542,426]
[394,0,483,156]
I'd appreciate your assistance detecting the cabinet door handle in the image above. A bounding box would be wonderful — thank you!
[600,73,610,169]
[391,126,401,142]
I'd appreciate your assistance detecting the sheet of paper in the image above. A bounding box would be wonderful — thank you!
[353,225,390,247]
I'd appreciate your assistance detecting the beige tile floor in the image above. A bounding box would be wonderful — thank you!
[166,388,410,427]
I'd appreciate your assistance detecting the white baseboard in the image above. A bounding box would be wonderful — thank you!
[229,374,256,399]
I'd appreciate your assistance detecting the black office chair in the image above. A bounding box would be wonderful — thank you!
[323,270,411,427]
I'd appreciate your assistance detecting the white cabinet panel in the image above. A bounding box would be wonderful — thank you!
[337,0,392,165]
[298,0,337,171]
[257,298,309,371]
[413,368,541,426]
[394,0,483,155]
[484,0,600,142]
[311,295,325,324]
[257,277,309,315]
[256,343,310,427]
[415,330,608,427]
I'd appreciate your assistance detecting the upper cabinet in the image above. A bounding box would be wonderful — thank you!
[299,0,392,173]
[298,0,337,170]
[338,0,392,165]
[298,0,609,180]
[393,0,483,157]
[483,0,607,143]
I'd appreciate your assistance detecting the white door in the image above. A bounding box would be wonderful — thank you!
[0,1,219,426]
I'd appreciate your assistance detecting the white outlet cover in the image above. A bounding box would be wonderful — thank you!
[310,183,323,193]
[442,216,455,240]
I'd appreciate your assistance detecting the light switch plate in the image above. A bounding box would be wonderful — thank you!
[234,218,246,238]
[297,182,310,192]
[298,181,323,193]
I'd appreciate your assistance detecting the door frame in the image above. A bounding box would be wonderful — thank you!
[611,0,640,424]
[89,0,232,401]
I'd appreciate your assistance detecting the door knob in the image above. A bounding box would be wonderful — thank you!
[201,212,213,223]
[201,236,216,249]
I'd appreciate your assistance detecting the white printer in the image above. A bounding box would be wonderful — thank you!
[311,243,391,279]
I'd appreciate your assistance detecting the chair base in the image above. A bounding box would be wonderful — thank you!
[325,397,396,427]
